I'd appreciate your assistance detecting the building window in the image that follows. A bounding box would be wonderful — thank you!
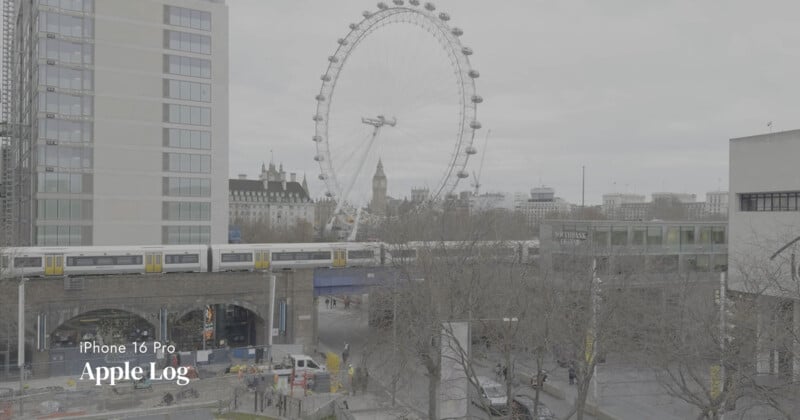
[610,226,627,246]
[665,227,679,247]
[646,226,662,246]
[163,177,211,197]
[37,172,86,193]
[36,225,86,246]
[164,30,211,54]
[680,226,695,245]
[39,65,93,90]
[39,38,93,65]
[163,104,211,126]
[740,192,800,212]
[163,201,211,221]
[38,145,92,169]
[163,152,210,173]
[164,128,211,150]
[40,0,94,12]
[39,92,92,116]
[165,5,211,31]
[38,11,93,38]
[164,54,211,78]
[38,119,92,143]
[164,79,211,102]
[631,228,645,245]
[162,225,210,244]
[37,199,88,220]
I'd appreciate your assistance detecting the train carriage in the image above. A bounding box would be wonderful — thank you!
[0,245,207,277]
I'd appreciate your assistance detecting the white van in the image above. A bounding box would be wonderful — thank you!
[472,376,508,415]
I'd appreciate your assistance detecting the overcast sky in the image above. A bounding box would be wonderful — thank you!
[229,1,800,205]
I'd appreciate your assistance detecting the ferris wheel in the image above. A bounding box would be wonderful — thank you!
[313,1,482,228]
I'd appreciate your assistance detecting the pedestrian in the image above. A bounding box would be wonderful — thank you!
[502,365,508,381]
[568,366,576,385]
[361,367,369,392]
[348,364,355,395]
[325,298,330,308]
[332,298,336,307]
[342,343,350,366]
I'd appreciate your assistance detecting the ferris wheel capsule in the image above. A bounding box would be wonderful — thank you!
[393,0,404,5]
[457,170,469,179]
[318,174,328,180]
[314,154,325,162]
[321,74,331,82]
[471,95,483,104]
[462,47,473,56]
[312,135,322,142]
[438,12,450,21]
[338,38,348,46]
[470,120,482,129]
[465,146,477,155]
[409,0,420,5]
[328,56,339,63]
[315,94,326,101]
[349,23,359,30]
[363,10,372,18]
[377,2,388,10]
[424,3,435,11]
[468,69,480,78]
[451,27,463,36]
[313,114,323,122]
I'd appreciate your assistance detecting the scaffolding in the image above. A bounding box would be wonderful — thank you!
[0,0,14,246]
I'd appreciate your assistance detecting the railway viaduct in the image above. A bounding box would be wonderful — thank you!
[0,270,319,377]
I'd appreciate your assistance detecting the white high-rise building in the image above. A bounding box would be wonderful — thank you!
[5,0,228,245]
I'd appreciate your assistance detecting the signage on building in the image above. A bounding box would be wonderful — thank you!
[554,230,587,245]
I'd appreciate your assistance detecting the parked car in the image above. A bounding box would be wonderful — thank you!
[511,395,555,420]
[472,376,508,415]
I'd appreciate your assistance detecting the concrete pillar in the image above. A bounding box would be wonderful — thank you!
[793,300,800,381]
[756,300,771,374]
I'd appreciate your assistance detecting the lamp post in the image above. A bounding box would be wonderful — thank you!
[590,259,602,403]
[18,277,27,416]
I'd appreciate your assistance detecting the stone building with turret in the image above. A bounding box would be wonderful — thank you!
[228,160,314,230]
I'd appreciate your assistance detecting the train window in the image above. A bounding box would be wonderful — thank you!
[0,256,7,268]
[95,257,115,265]
[391,249,416,258]
[273,251,331,261]
[115,256,143,265]
[529,247,539,256]
[273,253,295,261]
[67,257,95,266]
[66,255,143,266]
[165,254,199,264]
[14,257,43,267]
[348,250,375,259]
[221,253,252,262]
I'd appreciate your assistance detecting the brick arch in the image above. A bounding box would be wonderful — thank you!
[173,300,265,323]
[47,306,157,337]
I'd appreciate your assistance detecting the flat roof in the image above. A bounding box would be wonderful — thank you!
[730,128,800,142]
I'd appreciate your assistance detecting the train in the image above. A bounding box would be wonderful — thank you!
[0,240,539,278]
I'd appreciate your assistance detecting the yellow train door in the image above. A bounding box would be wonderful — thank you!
[333,249,346,268]
[45,254,64,276]
[255,251,270,270]
[145,253,162,273]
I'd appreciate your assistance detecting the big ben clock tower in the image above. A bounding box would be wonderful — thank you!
[370,159,387,215]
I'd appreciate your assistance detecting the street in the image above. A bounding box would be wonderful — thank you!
[316,297,587,419]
